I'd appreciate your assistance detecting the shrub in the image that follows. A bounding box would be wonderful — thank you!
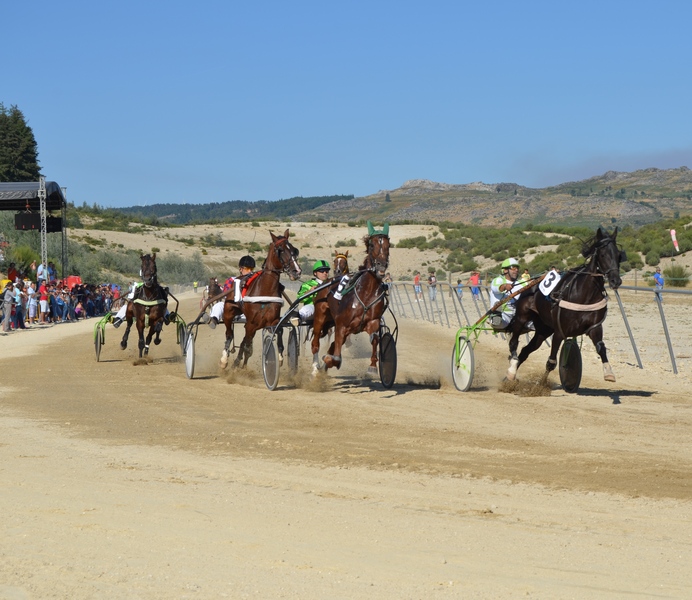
[665,264,690,288]
[645,250,660,266]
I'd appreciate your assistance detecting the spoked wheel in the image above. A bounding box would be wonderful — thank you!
[177,322,187,355]
[94,327,104,362]
[286,327,299,374]
[378,331,397,389]
[185,332,196,379]
[559,338,582,393]
[262,330,280,391]
[451,336,474,392]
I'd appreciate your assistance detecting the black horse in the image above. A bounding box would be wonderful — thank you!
[505,227,625,384]
[120,253,169,359]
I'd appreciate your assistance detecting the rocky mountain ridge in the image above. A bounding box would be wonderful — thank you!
[297,167,692,228]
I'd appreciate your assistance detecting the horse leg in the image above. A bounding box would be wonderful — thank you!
[310,320,324,374]
[277,329,284,367]
[323,327,345,370]
[219,316,235,369]
[539,330,564,384]
[366,320,380,376]
[237,338,254,368]
[588,325,616,382]
[137,322,147,358]
[153,320,163,345]
[120,320,132,350]
[144,324,158,356]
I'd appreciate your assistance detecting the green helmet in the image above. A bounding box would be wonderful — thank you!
[501,257,520,269]
[312,259,330,272]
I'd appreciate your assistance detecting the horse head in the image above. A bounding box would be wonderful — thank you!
[268,229,302,280]
[333,250,350,277]
[585,228,623,289]
[364,222,390,278]
[140,253,158,288]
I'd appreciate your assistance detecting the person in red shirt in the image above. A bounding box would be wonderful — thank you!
[38,281,49,324]
[413,271,422,302]
[7,262,19,283]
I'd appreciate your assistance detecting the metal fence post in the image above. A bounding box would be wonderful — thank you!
[613,289,643,369]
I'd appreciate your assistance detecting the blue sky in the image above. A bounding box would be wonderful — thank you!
[4,1,692,208]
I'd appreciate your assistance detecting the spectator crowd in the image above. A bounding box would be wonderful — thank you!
[2,261,121,333]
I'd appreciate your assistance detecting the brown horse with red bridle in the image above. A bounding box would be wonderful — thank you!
[219,230,302,369]
[311,222,390,375]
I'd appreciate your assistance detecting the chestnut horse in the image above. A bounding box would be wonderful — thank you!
[305,250,351,372]
[120,253,170,359]
[220,230,302,369]
[313,222,390,375]
[505,227,625,384]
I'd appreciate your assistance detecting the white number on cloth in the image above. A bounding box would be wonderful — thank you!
[540,270,561,296]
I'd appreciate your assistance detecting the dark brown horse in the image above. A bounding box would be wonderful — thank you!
[305,250,351,372]
[220,230,301,369]
[314,222,390,375]
[505,227,625,384]
[120,253,169,359]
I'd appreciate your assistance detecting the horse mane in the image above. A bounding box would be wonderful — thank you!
[581,232,601,259]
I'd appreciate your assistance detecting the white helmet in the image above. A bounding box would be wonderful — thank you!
[501,257,520,269]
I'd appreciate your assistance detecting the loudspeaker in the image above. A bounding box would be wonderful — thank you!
[14,214,63,232]
[15,213,40,230]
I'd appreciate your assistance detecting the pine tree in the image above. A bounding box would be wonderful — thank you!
[0,103,42,181]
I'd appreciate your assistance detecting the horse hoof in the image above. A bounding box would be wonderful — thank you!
[366,366,378,377]
[120,342,127,350]
[604,374,616,382]
[278,353,284,366]
[506,372,516,381]
[154,338,162,345]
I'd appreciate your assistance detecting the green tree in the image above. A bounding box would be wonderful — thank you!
[0,103,41,181]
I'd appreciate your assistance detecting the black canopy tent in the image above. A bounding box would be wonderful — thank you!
[0,179,68,279]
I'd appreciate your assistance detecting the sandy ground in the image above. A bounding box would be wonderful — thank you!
[1,290,692,599]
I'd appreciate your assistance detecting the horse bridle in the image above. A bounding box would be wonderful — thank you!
[267,237,300,276]
[334,253,350,276]
[593,236,622,282]
[141,260,157,288]
[367,235,389,277]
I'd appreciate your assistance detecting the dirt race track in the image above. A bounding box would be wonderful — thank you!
[1,291,692,599]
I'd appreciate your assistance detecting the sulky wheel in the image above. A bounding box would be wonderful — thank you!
[451,336,474,392]
[95,327,104,363]
[559,338,582,393]
[286,327,299,374]
[378,331,397,389]
[262,330,280,391]
[185,332,196,379]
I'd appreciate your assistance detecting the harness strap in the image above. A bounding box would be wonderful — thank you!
[133,298,166,307]
[243,296,285,304]
[558,297,608,311]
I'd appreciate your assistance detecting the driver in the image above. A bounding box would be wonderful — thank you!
[208,255,256,328]
[297,260,330,322]
[489,257,525,329]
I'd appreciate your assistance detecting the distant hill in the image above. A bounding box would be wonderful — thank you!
[295,167,692,228]
[117,195,355,224]
[116,168,692,228]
